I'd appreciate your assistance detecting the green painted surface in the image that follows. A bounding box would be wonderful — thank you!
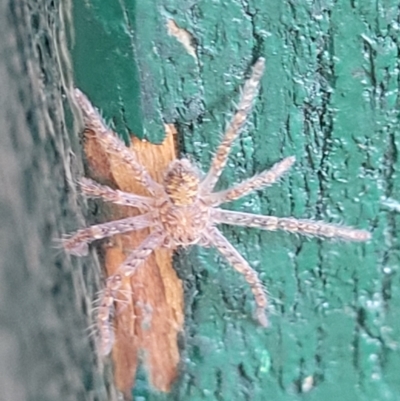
[71,1,400,400]
[72,1,144,142]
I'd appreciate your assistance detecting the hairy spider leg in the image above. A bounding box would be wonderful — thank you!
[209,156,296,206]
[201,57,266,194]
[79,177,153,210]
[63,213,154,256]
[96,231,165,355]
[73,89,163,196]
[206,227,269,326]
[212,209,371,241]
[97,284,116,356]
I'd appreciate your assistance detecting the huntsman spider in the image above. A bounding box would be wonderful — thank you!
[64,58,371,355]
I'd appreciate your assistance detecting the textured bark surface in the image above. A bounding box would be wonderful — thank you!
[0,1,112,401]
[72,1,399,401]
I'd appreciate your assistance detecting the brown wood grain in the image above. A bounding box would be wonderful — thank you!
[84,125,183,399]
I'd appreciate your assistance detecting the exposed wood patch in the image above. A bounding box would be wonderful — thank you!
[166,19,197,59]
[83,125,183,399]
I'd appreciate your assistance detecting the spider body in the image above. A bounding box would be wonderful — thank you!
[164,159,200,205]
[158,158,210,247]
[65,57,371,355]
[158,198,210,247]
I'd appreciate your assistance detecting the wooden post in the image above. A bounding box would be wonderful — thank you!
[70,1,397,400]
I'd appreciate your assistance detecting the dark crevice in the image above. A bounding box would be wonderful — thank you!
[214,369,224,401]
[291,242,304,318]
[276,324,285,391]
[238,363,253,400]
[361,36,378,108]
[356,307,384,344]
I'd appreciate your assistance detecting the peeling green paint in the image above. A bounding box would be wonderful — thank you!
[72,1,399,400]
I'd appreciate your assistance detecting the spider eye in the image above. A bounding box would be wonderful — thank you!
[164,159,200,206]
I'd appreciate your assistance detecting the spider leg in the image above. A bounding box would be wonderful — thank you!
[79,177,153,210]
[95,230,164,355]
[63,213,154,256]
[212,209,371,241]
[205,227,269,327]
[96,285,115,355]
[73,88,163,196]
[209,156,295,206]
[201,58,265,194]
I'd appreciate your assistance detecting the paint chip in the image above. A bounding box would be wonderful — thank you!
[167,19,197,59]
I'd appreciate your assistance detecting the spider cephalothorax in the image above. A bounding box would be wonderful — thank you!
[64,58,371,355]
